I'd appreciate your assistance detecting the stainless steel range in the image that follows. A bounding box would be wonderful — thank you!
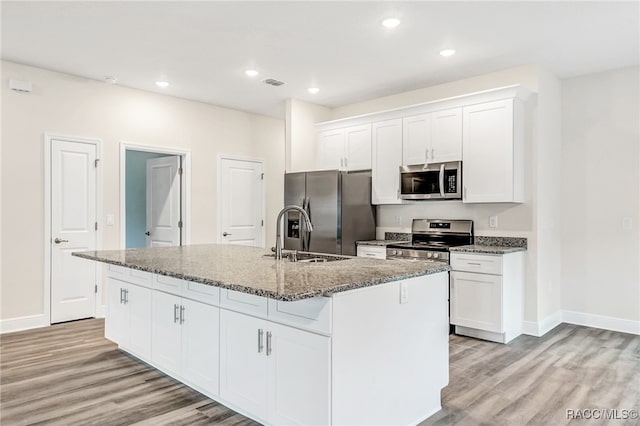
[386,219,474,261]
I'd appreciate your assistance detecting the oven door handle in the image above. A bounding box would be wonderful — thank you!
[439,163,446,198]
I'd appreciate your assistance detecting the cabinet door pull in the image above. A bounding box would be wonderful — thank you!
[467,262,482,266]
[266,331,272,356]
[123,289,129,304]
[173,304,180,323]
[179,305,185,324]
[258,329,264,353]
[431,148,435,160]
[344,157,348,169]
[119,288,124,304]
[425,147,429,163]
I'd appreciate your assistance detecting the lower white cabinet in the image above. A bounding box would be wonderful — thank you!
[450,251,524,343]
[106,277,152,360]
[152,290,220,395]
[356,244,386,259]
[220,309,330,426]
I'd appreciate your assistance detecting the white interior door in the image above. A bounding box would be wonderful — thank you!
[219,158,264,247]
[146,156,181,247]
[51,139,97,323]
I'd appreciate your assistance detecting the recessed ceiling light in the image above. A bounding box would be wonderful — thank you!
[439,49,456,57]
[245,69,259,77]
[103,76,117,84]
[155,81,169,88]
[308,87,320,94]
[381,18,400,29]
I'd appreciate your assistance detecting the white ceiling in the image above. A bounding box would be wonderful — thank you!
[2,1,638,118]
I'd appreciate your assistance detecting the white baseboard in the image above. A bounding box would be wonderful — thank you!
[522,310,640,337]
[563,310,640,336]
[0,314,49,334]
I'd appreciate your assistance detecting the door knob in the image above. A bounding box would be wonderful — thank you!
[54,238,69,244]
[223,232,232,237]
[145,231,151,236]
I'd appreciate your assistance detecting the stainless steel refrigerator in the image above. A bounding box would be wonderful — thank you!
[284,170,376,256]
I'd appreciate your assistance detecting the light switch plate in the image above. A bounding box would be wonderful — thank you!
[400,282,409,304]
[622,217,632,230]
[106,214,114,226]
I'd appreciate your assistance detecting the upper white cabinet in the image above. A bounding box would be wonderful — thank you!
[462,99,525,203]
[431,108,463,163]
[402,107,462,166]
[316,124,371,171]
[371,119,403,204]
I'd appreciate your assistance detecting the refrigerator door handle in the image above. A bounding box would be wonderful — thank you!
[303,197,311,251]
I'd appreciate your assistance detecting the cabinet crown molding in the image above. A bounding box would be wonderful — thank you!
[316,84,534,131]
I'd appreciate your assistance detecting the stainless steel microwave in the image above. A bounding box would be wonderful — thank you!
[399,161,462,200]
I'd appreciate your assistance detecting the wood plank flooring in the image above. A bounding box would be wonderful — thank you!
[1,319,638,425]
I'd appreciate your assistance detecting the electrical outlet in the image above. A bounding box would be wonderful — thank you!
[489,216,498,228]
[400,282,409,304]
[622,217,633,230]
[106,214,115,226]
[395,215,402,226]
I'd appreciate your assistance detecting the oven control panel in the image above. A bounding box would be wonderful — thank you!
[386,248,450,262]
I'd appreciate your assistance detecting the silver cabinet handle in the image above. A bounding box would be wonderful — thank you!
[179,305,185,324]
[123,289,129,304]
[344,157,348,169]
[431,148,435,160]
[54,237,69,244]
[439,163,445,198]
[425,147,429,163]
[174,304,179,323]
[467,262,482,266]
[266,331,272,356]
[120,288,124,304]
[223,232,232,237]
[258,329,264,353]
[463,185,467,200]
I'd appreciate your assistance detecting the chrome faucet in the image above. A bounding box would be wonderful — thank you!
[275,205,313,260]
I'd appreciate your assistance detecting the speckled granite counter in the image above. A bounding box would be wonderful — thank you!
[73,244,449,301]
[356,240,409,246]
[450,236,527,254]
[449,245,526,254]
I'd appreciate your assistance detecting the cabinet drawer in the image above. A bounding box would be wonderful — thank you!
[220,289,268,317]
[268,297,332,335]
[183,280,220,306]
[451,253,502,275]
[107,264,152,288]
[357,245,386,259]
[153,274,184,296]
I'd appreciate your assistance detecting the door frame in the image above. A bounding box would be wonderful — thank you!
[44,133,103,325]
[216,154,265,247]
[119,142,192,249]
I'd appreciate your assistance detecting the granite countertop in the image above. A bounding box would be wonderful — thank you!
[449,245,527,254]
[356,240,409,247]
[73,244,449,301]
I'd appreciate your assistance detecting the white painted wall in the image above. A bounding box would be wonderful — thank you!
[285,98,332,172]
[561,66,640,323]
[0,60,285,321]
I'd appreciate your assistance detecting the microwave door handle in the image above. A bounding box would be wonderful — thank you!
[439,164,445,198]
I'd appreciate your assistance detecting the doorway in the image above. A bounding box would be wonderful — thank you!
[120,143,191,249]
[44,134,101,324]
[217,156,265,247]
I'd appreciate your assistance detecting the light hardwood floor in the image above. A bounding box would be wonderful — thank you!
[1,319,638,425]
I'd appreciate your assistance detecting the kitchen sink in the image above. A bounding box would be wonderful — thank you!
[264,250,350,263]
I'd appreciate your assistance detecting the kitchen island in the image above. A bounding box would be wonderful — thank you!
[74,244,450,426]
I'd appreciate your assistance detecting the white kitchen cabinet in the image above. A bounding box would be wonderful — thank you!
[317,125,371,171]
[152,289,220,395]
[219,309,268,419]
[462,99,525,203]
[267,321,331,426]
[402,113,432,165]
[220,309,330,425]
[316,129,345,171]
[431,107,462,162]
[450,251,524,343]
[106,277,152,361]
[356,244,386,259]
[402,108,462,166]
[371,118,403,204]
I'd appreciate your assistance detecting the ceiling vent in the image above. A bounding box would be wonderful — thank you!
[263,78,285,87]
